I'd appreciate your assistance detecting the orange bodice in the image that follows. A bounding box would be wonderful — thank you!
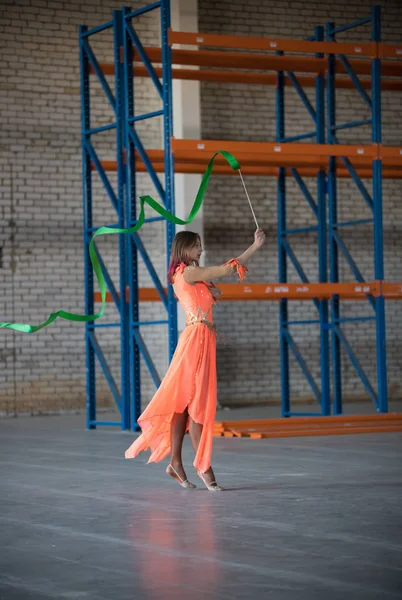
[173,263,215,330]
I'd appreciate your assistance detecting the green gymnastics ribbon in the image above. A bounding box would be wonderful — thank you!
[0,150,240,334]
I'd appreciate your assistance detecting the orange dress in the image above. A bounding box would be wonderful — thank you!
[124,262,218,473]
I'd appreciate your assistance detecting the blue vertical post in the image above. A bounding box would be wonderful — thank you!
[276,57,289,417]
[114,10,131,430]
[326,21,342,415]
[161,0,178,359]
[315,25,330,415]
[371,5,388,412]
[80,25,96,429]
[122,6,141,430]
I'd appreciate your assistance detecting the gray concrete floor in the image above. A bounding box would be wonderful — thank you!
[1,412,402,600]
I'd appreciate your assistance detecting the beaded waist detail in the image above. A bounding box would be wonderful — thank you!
[186,318,216,332]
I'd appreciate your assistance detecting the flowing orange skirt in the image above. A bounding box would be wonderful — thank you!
[125,324,217,473]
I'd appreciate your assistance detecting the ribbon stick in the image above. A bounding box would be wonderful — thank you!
[238,169,259,229]
[0,150,241,334]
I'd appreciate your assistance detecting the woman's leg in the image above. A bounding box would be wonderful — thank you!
[167,408,189,481]
[189,418,218,485]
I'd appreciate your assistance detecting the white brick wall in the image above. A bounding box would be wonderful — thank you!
[0,0,167,416]
[0,0,401,416]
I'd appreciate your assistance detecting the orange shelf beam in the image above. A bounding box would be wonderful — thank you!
[169,30,402,72]
[92,29,402,82]
[169,29,375,57]
[138,46,326,73]
[381,283,402,299]
[172,138,377,159]
[379,44,402,59]
[94,281,402,304]
[95,158,402,180]
[170,30,401,62]
[94,138,402,177]
[126,47,402,77]
[171,139,402,169]
[94,63,402,92]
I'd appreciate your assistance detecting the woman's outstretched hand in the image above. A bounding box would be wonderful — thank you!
[254,228,266,248]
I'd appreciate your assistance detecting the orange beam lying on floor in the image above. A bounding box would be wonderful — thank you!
[94,281,402,304]
[213,414,402,439]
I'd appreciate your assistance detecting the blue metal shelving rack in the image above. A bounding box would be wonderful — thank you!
[79,1,177,430]
[79,2,389,428]
[277,6,387,416]
[326,5,387,415]
[276,25,330,417]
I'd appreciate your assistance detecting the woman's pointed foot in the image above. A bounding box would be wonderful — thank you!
[166,463,196,489]
[197,468,224,492]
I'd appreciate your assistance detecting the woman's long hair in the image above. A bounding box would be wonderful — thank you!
[168,231,201,284]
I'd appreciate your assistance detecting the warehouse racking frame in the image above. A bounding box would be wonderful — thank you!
[79,3,402,429]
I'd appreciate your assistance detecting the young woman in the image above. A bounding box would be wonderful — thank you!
[125,228,266,491]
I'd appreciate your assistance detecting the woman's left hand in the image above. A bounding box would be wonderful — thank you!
[254,228,266,248]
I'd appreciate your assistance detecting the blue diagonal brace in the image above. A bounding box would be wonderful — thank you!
[337,54,372,109]
[128,126,166,206]
[284,330,321,403]
[133,329,161,388]
[290,168,318,216]
[85,141,118,211]
[126,21,163,100]
[282,239,320,312]
[331,136,373,211]
[332,231,366,281]
[131,232,168,309]
[335,325,379,408]
[82,39,116,115]
[340,157,374,211]
[88,331,122,414]
[282,239,310,283]
[332,231,375,310]
[287,72,317,122]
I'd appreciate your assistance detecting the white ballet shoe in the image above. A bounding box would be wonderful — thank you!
[197,470,224,492]
[166,464,196,489]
